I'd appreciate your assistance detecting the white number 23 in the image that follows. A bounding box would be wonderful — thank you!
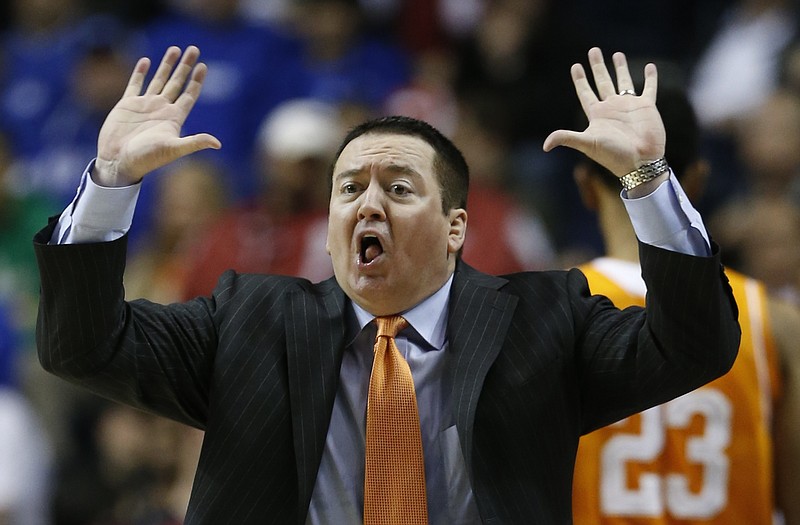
[600,388,732,519]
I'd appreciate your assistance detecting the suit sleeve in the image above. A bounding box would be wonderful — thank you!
[576,240,741,432]
[33,218,217,429]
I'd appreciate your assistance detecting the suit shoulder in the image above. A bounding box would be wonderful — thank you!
[492,268,592,310]
[207,270,338,303]
[501,268,587,290]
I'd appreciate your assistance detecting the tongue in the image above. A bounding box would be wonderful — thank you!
[364,244,383,263]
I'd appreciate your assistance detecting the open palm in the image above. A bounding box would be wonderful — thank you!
[95,46,221,187]
[544,48,666,178]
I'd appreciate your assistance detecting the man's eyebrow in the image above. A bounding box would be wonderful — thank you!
[333,164,422,182]
[333,168,362,182]
[384,164,422,178]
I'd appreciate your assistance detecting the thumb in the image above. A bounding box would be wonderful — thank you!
[174,133,222,156]
[543,130,585,153]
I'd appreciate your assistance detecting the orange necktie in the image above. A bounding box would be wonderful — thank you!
[364,315,429,524]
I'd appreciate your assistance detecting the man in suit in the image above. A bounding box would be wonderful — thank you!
[570,88,800,524]
[34,46,739,523]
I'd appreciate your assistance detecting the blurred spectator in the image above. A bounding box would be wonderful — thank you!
[0,131,58,352]
[453,0,579,146]
[155,420,203,523]
[52,400,201,525]
[734,88,800,202]
[0,0,87,160]
[137,0,302,202]
[451,0,586,254]
[689,0,797,133]
[181,98,339,299]
[709,87,800,303]
[687,0,798,214]
[384,47,460,140]
[125,158,229,303]
[19,16,136,205]
[451,105,556,274]
[0,302,53,525]
[558,0,720,69]
[237,0,293,26]
[284,0,412,112]
[711,195,800,305]
[384,0,485,53]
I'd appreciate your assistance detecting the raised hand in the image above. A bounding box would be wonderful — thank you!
[94,46,221,187]
[543,47,665,179]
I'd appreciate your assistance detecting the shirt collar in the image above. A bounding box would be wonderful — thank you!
[350,274,453,351]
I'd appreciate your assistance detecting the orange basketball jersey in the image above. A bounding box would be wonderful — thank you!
[572,258,782,525]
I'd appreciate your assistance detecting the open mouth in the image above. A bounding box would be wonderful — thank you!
[360,235,384,264]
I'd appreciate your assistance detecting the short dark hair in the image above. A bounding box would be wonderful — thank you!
[329,116,470,213]
[586,87,700,188]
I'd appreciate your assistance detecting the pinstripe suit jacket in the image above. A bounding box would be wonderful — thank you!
[34,219,740,524]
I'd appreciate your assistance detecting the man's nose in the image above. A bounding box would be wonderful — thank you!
[357,184,386,221]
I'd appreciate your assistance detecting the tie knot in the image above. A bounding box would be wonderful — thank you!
[375,315,408,339]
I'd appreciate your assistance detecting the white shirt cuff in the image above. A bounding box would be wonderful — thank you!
[622,173,711,256]
[52,159,141,244]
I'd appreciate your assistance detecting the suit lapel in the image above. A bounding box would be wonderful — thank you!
[447,263,518,475]
[285,278,348,522]
[284,265,517,519]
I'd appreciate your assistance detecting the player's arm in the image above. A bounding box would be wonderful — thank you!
[768,296,800,525]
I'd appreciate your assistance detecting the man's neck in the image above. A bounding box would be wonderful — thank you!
[350,274,453,350]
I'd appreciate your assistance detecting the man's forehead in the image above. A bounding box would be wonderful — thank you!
[333,132,436,175]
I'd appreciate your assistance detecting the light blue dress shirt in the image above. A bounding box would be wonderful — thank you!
[305,277,482,524]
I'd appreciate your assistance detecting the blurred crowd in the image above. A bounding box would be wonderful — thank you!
[2,0,800,523]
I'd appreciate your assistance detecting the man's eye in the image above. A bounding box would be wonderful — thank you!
[342,183,359,194]
[390,184,409,195]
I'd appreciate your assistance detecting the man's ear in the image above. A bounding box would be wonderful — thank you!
[573,164,599,212]
[447,208,467,255]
